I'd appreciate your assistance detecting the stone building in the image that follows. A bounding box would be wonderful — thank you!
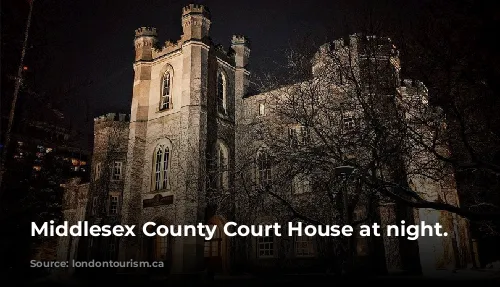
[58,4,475,277]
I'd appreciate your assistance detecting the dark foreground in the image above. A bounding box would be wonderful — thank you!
[24,271,500,286]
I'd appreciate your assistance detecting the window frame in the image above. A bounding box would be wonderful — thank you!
[216,142,229,191]
[294,233,315,257]
[216,70,227,115]
[256,149,272,189]
[112,161,123,180]
[108,195,119,215]
[152,143,171,191]
[256,235,275,258]
[160,71,173,111]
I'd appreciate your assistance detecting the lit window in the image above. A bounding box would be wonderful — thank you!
[257,236,274,258]
[160,71,172,110]
[217,71,227,114]
[153,144,170,190]
[259,103,265,116]
[112,161,122,180]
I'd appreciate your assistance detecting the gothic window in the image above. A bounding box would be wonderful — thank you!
[216,142,229,191]
[154,235,169,261]
[153,144,170,191]
[160,71,172,110]
[217,71,227,114]
[256,149,272,189]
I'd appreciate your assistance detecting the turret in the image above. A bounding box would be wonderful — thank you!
[181,4,211,41]
[134,27,158,61]
[231,35,250,69]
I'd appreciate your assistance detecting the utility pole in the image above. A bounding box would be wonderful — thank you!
[0,0,36,195]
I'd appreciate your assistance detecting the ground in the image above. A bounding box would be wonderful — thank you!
[24,269,500,286]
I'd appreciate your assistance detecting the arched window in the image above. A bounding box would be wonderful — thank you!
[256,149,272,189]
[160,71,172,110]
[217,71,226,114]
[153,144,170,190]
[204,224,222,258]
[216,142,229,191]
[154,235,169,261]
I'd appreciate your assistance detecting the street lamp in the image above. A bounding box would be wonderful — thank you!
[335,165,356,226]
[334,165,356,273]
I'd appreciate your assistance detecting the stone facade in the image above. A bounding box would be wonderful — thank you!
[58,4,475,277]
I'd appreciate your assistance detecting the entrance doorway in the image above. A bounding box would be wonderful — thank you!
[204,216,229,273]
[148,230,172,274]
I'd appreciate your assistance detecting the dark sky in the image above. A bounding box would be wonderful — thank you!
[3,0,422,149]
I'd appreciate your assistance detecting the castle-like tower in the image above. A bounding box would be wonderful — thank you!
[119,4,250,273]
[56,4,475,278]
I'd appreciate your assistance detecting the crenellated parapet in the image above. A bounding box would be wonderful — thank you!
[94,113,130,123]
[182,3,211,19]
[231,35,251,69]
[134,27,157,38]
[231,35,250,48]
[94,113,131,132]
[401,79,428,93]
[93,113,130,155]
[134,27,158,61]
[399,79,429,105]
[153,39,183,58]
[181,4,211,41]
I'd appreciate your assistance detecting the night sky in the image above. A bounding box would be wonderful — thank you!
[3,0,423,149]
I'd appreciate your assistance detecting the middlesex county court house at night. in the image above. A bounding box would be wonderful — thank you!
[56,4,476,277]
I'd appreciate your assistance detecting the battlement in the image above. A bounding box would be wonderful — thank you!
[94,113,130,123]
[135,27,157,38]
[182,4,210,18]
[231,35,250,47]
